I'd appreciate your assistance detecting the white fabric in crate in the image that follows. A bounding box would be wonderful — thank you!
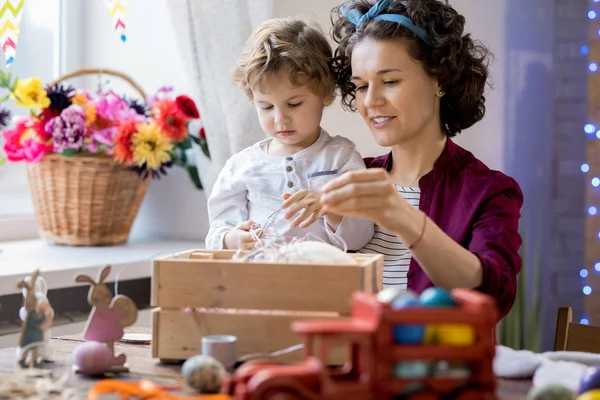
[493,345,600,391]
[239,240,358,265]
[276,241,358,265]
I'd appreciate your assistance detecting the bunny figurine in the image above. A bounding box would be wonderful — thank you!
[75,265,138,372]
[18,272,54,363]
[17,269,54,369]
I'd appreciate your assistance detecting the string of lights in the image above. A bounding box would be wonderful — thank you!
[578,1,600,325]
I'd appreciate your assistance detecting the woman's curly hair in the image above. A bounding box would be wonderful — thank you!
[330,0,491,137]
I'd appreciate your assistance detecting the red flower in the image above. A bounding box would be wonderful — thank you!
[32,107,61,142]
[153,98,188,142]
[198,126,206,140]
[175,95,200,119]
[113,118,138,164]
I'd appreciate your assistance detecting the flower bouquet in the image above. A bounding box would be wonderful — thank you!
[0,68,210,246]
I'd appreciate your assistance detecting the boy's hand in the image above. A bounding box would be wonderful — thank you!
[281,191,324,228]
[223,220,261,250]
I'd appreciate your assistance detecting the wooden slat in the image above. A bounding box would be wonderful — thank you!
[553,306,571,351]
[151,308,348,364]
[152,251,383,313]
[564,323,600,353]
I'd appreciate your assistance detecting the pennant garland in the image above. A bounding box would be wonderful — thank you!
[0,0,24,68]
[104,0,127,42]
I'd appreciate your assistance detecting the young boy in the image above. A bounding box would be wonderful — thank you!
[205,17,374,251]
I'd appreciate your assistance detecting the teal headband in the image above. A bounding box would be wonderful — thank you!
[340,0,432,46]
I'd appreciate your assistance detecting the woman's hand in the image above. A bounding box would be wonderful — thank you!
[320,168,417,236]
[281,191,324,228]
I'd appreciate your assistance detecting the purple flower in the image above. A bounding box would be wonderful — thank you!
[0,107,10,129]
[45,104,87,153]
[146,86,173,108]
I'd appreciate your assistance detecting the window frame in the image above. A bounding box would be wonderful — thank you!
[0,0,82,242]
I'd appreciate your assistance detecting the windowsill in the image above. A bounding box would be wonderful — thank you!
[0,238,203,296]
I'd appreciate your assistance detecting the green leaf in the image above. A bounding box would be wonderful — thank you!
[179,136,193,150]
[0,155,5,168]
[186,165,203,190]
[190,135,202,146]
[61,148,78,157]
[199,140,210,160]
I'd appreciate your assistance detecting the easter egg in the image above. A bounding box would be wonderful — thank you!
[526,384,576,400]
[419,287,456,307]
[377,287,406,304]
[424,325,438,344]
[391,292,425,344]
[182,355,226,394]
[434,361,471,378]
[72,341,113,375]
[436,324,476,346]
[579,366,600,394]
[576,389,600,400]
[393,361,432,378]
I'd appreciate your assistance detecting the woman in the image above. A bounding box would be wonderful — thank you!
[320,0,523,320]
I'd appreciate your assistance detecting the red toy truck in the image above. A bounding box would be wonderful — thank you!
[223,289,498,400]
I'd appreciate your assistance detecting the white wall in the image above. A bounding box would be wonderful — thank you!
[276,0,507,172]
[77,0,508,241]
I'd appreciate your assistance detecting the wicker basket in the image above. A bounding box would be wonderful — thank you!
[25,69,150,246]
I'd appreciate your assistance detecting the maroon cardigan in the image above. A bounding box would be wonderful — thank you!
[364,139,523,321]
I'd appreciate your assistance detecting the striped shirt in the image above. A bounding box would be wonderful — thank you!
[357,185,421,290]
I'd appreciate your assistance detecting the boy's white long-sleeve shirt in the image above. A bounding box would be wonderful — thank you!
[205,129,374,251]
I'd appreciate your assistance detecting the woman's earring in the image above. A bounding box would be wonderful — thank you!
[438,89,445,97]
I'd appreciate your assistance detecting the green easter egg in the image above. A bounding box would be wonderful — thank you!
[526,384,576,400]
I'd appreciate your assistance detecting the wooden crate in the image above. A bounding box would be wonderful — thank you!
[151,249,383,364]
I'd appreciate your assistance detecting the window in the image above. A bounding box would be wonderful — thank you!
[0,0,63,241]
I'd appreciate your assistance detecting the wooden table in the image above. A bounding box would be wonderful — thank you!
[0,327,532,399]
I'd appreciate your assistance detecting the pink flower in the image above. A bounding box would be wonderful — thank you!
[2,117,50,162]
[89,92,138,149]
[45,105,87,153]
[95,92,136,122]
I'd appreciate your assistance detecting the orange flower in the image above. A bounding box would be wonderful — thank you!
[113,119,138,164]
[152,98,188,142]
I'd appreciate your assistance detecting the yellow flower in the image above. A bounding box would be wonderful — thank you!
[72,92,97,125]
[84,104,97,126]
[71,91,89,106]
[12,77,51,110]
[132,122,173,170]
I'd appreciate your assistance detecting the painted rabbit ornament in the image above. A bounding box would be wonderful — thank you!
[16,269,54,369]
[75,265,138,370]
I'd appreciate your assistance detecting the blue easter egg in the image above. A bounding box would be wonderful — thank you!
[419,287,456,307]
[391,292,425,344]
[391,292,420,310]
[394,324,426,344]
[579,365,600,394]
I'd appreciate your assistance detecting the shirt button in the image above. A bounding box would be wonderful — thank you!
[286,157,293,161]
[407,271,413,278]
[286,166,293,172]
[287,181,294,188]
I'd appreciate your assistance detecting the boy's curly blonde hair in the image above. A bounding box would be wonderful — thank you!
[232,18,335,101]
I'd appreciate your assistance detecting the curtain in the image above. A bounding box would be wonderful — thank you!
[167,0,275,195]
